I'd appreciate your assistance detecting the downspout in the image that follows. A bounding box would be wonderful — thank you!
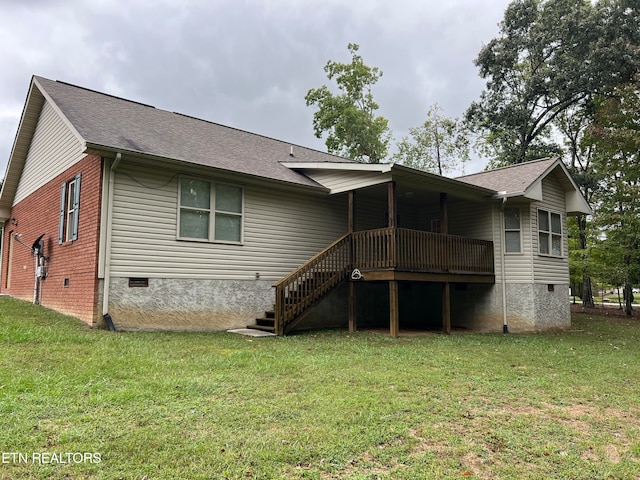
[102,152,121,330]
[499,194,508,334]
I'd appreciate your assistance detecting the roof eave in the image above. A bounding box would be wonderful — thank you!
[0,78,46,218]
[86,143,331,193]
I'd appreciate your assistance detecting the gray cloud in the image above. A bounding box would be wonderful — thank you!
[0,0,510,177]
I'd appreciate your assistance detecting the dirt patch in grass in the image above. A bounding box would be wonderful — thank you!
[571,303,640,318]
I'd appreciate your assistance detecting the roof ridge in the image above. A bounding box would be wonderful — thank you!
[49,78,157,110]
[171,111,354,162]
[38,76,353,163]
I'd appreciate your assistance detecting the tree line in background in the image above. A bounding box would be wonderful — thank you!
[305,0,640,314]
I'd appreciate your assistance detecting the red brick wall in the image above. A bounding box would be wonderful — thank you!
[1,155,104,325]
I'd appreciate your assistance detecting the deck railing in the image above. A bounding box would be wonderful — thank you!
[273,228,494,334]
[352,227,494,274]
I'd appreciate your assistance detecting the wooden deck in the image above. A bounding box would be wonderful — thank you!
[271,228,495,335]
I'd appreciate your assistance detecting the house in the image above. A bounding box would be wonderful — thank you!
[0,76,591,335]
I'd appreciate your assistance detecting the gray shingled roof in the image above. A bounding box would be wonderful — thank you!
[35,76,355,188]
[456,158,558,195]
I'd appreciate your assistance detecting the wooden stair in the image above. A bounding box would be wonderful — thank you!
[273,233,353,335]
[247,309,275,333]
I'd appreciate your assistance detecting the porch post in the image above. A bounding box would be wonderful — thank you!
[348,190,356,233]
[390,280,399,337]
[439,192,448,234]
[387,182,397,228]
[348,190,357,332]
[440,192,449,272]
[442,282,451,334]
[388,182,399,337]
[388,181,397,268]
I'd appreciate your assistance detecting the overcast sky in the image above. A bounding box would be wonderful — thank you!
[0,0,512,178]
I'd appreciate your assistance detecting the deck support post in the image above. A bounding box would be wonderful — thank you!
[442,281,451,334]
[349,282,357,332]
[389,280,399,337]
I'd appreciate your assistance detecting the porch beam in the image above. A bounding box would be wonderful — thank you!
[442,282,451,334]
[389,280,399,337]
[359,270,495,284]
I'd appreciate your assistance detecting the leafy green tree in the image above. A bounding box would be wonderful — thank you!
[393,104,470,175]
[555,103,601,306]
[305,43,391,163]
[586,82,640,315]
[466,0,639,166]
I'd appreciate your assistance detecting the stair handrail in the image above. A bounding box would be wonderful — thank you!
[273,232,353,335]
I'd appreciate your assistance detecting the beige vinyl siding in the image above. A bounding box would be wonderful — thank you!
[302,170,391,193]
[13,100,85,204]
[532,174,569,284]
[109,162,347,280]
[497,202,534,284]
[449,200,493,240]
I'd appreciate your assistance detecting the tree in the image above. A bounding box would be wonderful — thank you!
[555,103,600,307]
[393,104,470,175]
[305,43,391,163]
[466,0,639,166]
[585,82,640,315]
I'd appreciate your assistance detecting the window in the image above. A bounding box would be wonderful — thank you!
[431,219,442,234]
[178,177,243,243]
[504,207,521,253]
[58,173,81,244]
[538,209,562,256]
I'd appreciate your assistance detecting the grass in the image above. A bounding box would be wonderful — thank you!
[1,296,640,479]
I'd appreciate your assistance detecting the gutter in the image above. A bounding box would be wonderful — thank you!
[102,152,121,331]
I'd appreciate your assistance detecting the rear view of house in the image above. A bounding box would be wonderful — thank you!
[0,77,591,335]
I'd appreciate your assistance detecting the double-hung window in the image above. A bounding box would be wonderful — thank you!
[58,173,81,244]
[504,207,521,253]
[538,209,562,256]
[178,177,243,243]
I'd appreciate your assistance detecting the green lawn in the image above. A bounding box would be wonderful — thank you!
[1,296,639,479]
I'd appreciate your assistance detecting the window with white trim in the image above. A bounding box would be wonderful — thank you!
[538,209,562,256]
[504,207,521,253]
[178,177,243,243]
[58,173,81,244]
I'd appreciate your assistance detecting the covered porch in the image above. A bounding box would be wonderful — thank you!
[273,168,497,336]
[346,180,495,337]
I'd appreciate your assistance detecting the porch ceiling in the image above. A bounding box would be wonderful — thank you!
[355,177,490,207]
[390,166,495,203]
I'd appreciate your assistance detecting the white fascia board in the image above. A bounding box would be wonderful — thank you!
[281,162,393,173]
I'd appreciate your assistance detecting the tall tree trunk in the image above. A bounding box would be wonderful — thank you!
[582,277,594,308]
[578,214,595,308]
[624,280,633,316]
